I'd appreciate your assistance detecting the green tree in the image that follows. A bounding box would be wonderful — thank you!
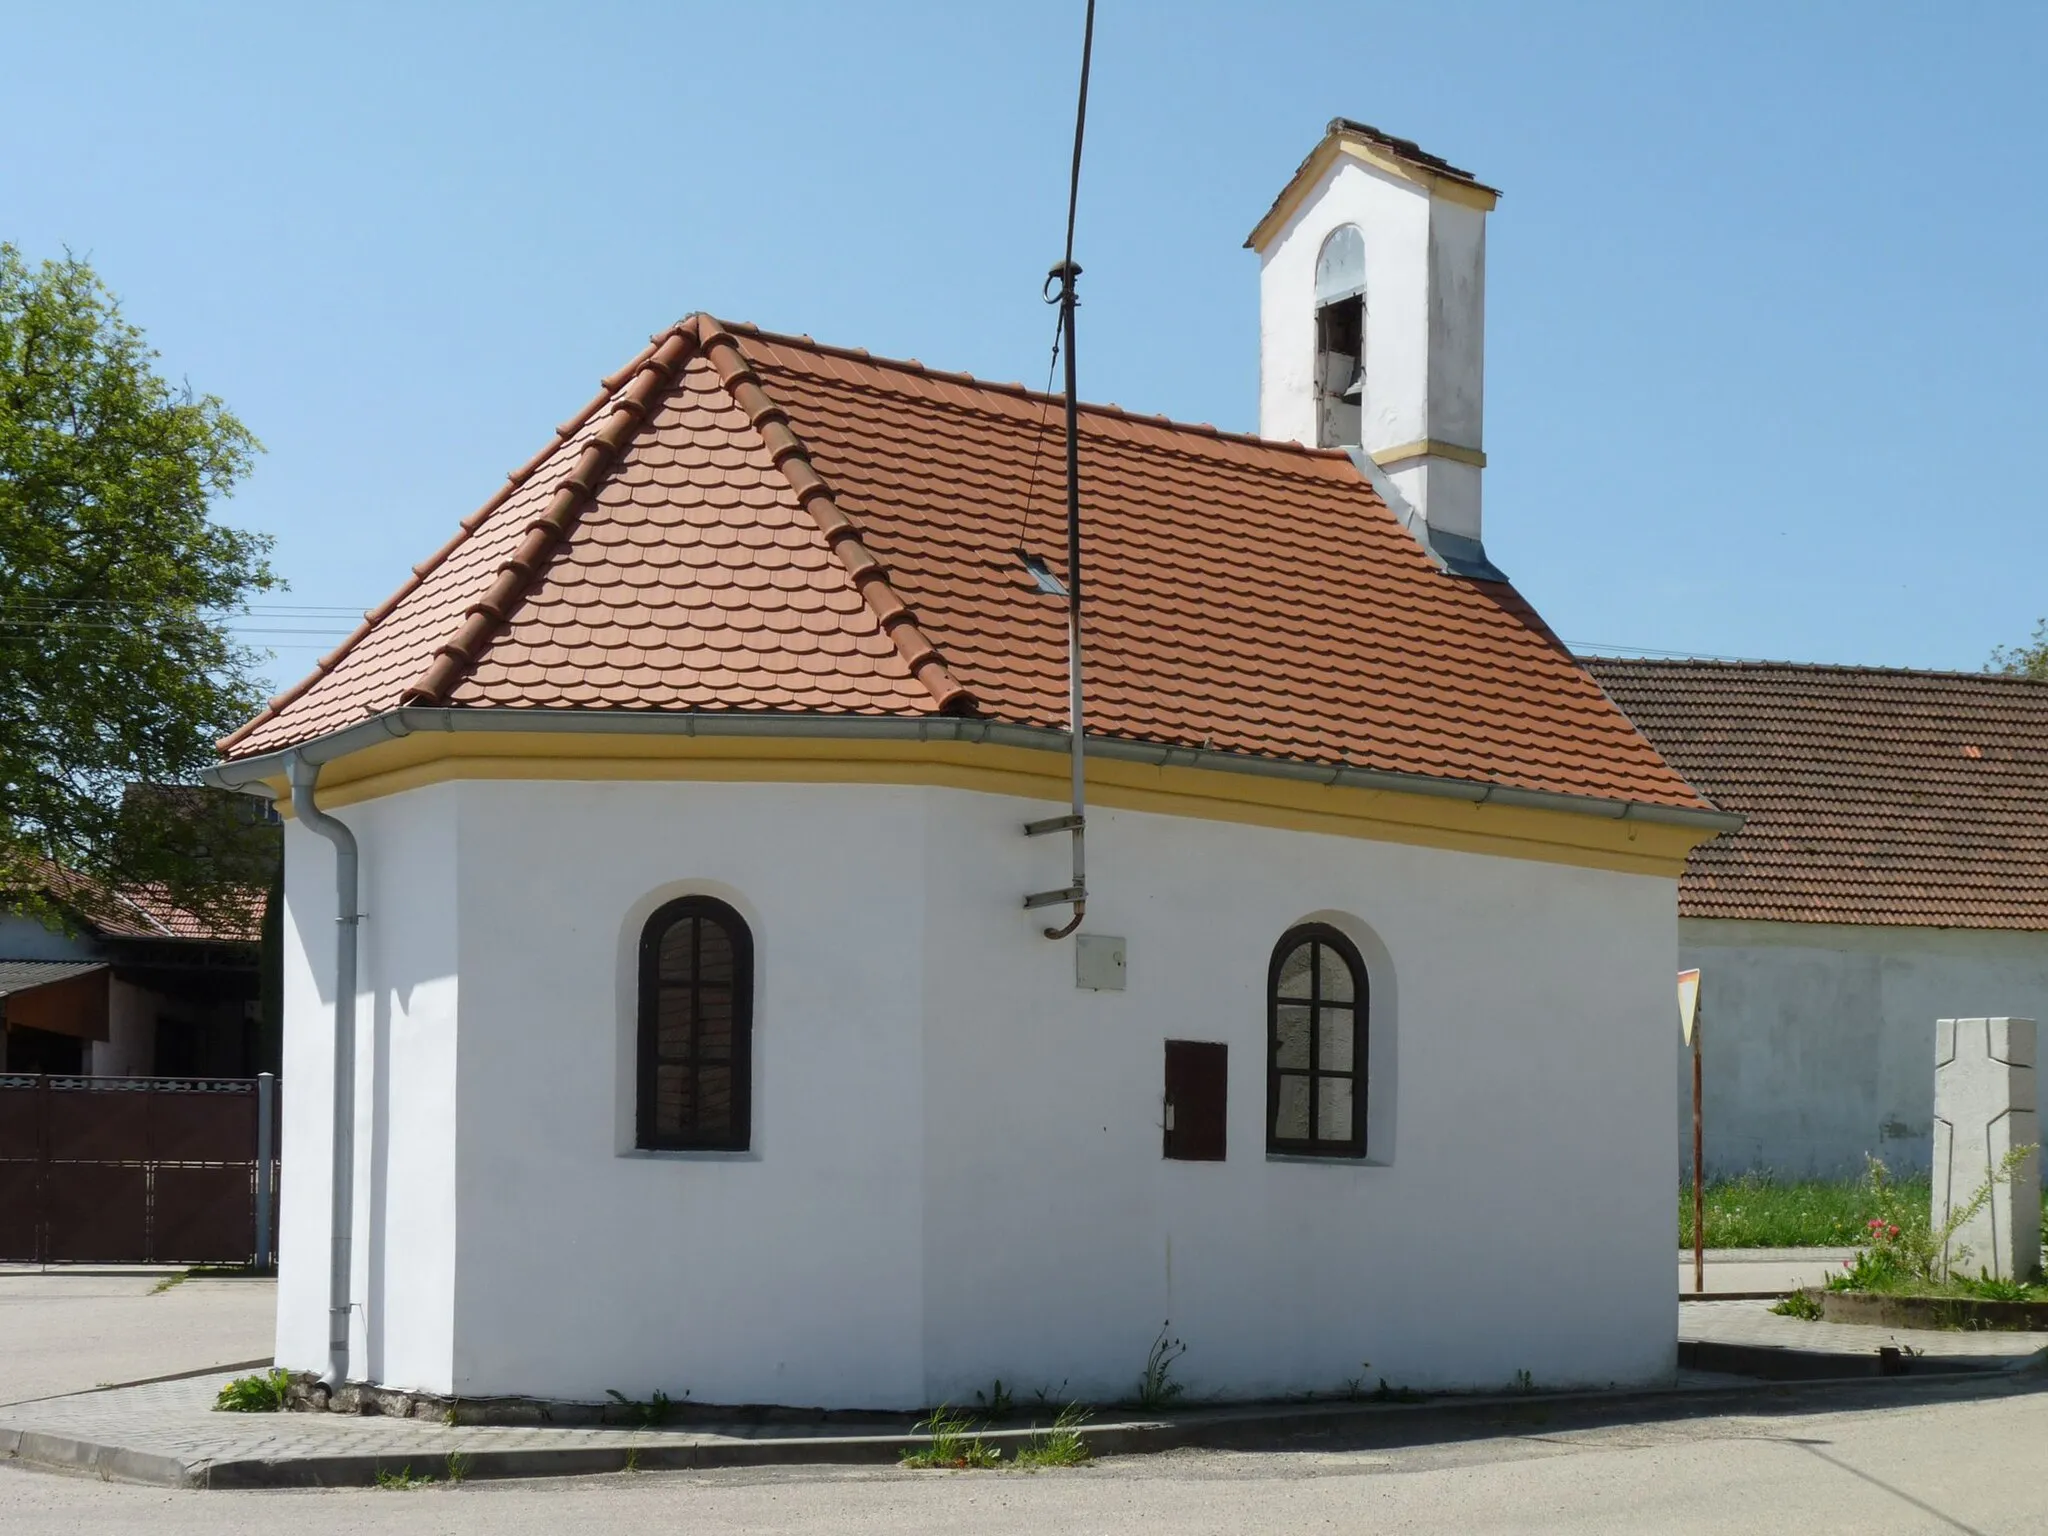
[1989,621,2048,681]
[1,244,278,921]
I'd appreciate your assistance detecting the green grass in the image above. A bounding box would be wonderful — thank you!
[1680,1171,2048,1250]
[1823,1263,2048,1303]
[900,1405,1001,1470]
[1679,1173,1930,1248]
[1013,1404,1092,1469]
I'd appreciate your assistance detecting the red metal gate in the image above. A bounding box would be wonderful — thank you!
[0,1075,277,1265]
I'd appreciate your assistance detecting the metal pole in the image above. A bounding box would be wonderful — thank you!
[255,1071,275,1271]
[1046,257,1087,942]
[1692,1003,1705,1295]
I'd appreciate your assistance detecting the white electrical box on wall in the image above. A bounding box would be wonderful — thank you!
[1076,935,1127,991]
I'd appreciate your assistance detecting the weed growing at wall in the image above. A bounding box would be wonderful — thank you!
[1137,1322,1186,1409]
[604,1388,679,1426]
[1013,1403,1092,1468]
[900,1405,1000,1469]
[213,1369,292,1412]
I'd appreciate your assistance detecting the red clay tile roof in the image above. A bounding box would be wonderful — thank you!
[1585,659,2048,928]
[26,862,265,943]
[223,316,1703,812]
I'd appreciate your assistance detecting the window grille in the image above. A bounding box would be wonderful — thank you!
[1267,924,1367,1157]
[637,897,753,1151]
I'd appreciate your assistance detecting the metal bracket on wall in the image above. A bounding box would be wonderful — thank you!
[1025,814,1084,837]
[1024,884,1086,911]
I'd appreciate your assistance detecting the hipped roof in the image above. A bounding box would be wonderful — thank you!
[223,316,1703,814]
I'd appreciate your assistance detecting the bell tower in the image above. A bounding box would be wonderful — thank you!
[1249,120,1499,566]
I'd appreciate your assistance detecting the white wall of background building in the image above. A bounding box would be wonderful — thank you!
[1679,918,2048,1180]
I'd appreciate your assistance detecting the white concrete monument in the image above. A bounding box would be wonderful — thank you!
[1932,1017,2041,1282]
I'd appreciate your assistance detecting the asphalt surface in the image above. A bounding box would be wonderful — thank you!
[0,1381,2043,1533]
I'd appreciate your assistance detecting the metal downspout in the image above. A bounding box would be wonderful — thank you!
[286,750,358,1388]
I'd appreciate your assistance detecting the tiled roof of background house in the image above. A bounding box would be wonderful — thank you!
[222,316,1703,812]
[31,864,265,943]
[1584,658,2048,928]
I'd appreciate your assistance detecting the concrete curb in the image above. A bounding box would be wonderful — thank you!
[0,1428,194,1488]
[1677,1339,2015,1381]
[5,1371,2035,1489]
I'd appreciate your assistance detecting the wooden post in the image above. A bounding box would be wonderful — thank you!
[1692,1001,1704,1295]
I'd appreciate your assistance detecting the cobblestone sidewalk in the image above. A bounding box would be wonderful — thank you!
[5,1306,2042,1489]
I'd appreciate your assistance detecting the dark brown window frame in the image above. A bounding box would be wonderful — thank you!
[635,896,754,1152]
[1265,923,1368,1159]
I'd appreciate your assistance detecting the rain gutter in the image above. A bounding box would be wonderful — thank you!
[208,710,1742,836]
[283,751,359,1389]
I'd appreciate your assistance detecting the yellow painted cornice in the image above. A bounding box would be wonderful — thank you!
[1371,439,1488,470]
[249,728,1708,880]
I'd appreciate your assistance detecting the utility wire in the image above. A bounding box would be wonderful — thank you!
[1010,308,1067,555]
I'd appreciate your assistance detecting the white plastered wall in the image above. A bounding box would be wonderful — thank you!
[1679,918,2048,1179]
[448,780,929,1408]
[278,774,1679,1406]
[275,785,460,1391]
[921,790,1673,1402]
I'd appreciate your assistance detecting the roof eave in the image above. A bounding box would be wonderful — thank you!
[204,707,1741,837]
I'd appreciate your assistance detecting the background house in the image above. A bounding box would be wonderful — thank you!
[0,791,279,1079]
[1586,659,2048,1179]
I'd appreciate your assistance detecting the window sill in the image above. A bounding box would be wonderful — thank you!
[1264,1152,1386,1168]
[618,1148,761,1163]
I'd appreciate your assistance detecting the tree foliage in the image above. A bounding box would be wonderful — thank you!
[1988,620,2048,681]
[0,244,279,919]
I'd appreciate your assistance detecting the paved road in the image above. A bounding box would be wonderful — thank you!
[4,1383,2045,1534]
[0,1273,274,1406]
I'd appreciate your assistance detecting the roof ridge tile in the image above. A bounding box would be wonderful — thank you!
[697,316,974,716]
[399,323,702,706]
[217,330,676,751]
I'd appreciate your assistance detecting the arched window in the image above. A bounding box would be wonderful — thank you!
[1313,224,1366,450]
[637,897,753,1151]
[1267,924,1367,1157]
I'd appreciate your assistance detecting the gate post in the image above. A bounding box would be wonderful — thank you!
[255,1073,276,1271]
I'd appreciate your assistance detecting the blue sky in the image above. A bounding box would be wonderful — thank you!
[7,2,2044,687]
